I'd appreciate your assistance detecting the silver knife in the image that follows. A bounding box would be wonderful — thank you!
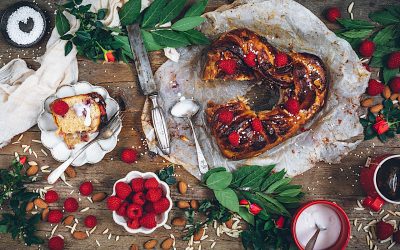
[127,23,170,155]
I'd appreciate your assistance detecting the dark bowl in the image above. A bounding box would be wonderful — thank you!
[0,1,47,48]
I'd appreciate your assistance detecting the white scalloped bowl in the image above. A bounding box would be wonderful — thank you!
[37,81,121,166]
[111,171,173,234]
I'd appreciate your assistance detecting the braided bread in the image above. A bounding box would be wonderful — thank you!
[203,28,328,160]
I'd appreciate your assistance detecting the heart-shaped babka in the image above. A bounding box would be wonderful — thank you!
[203,28,328,160]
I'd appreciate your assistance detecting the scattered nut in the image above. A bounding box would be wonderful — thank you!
[72,231,88,240]
[193,228,204,241]
[370,104,383,113]
[41,208,49,221]
[361,98,374,107]
[130,244,139,250]
[63,215,75,226]
[92,192,108,202]
[161,238,174,250]
[171,217,186,226]
[34,198,48,209]
[190,199,199,210]
[64,166,77,178]
[225,218,234,229]
[390,93,399,100]
[25,201,34,212]
[144,239,157,249]
[178,181,188,194]
[383,86,391,99]
[177,200,190,209]
[26,165,39,176]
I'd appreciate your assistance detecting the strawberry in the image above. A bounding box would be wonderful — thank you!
[79,181,93,196]
[144,202,155,213]
[239,199,250,206]
[45,190,59,203]
[144,178,159,190]
[47,210,63,224]
[19,156,27,165]
[127,218,140,229]
[107,196,122,211]
[139,213,157,229]
[52,100,69,116]
[121,148,138,164]
[127,204,143,219]
[275,216,285,228]
[218,109,234,124]
[146,188,163,202]
[84,215,97,228]
[387,51,400,69]
[390,77,400,93]
[325,7,341,22]
[153,197,171,214]
[116,201,129,216]
[48,236,64,250]
[244,52,256,67]
[63,197,78,212]
[131,178,145,192]
[228,131,240,147]
[132,192,145,206]
[115,181,132,200]
[251,118,263,133]
[393,230,400,244]
[359,40,375,57]
[275,52,288,67]
[285,98,300,115]
[218,59,237,75]
[376,221,394,240]
[367,79,385,96]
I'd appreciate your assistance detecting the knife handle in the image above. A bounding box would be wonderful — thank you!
[149,95,170,155]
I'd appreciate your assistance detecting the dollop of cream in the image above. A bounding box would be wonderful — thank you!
[73,103,91,127]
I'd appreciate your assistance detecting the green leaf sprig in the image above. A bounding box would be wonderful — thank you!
[157,164,177,185]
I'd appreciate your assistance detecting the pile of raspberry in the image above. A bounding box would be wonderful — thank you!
[107,177,170,229]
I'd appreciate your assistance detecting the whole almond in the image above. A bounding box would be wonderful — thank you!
[144,239,157,249]
[193,228,204,241]
[41,208,49,221]
[361,98,374,107]
[390,93,399,100]
[370,104,383,113]
[171,217,186,227]
[190,200,199,210]
[92,192,108,202]
[177,200,190,209]
[34,198,48,209]
[64,166,76,178]
[161,238,174,250]
[25,201,34,212]
[73,231,88,240]
[63,215,75,226]
[178,181,188,194]
[225,218,234,229]
[383,86,391,99]
[26,165,39,176]
[130,244,139,250]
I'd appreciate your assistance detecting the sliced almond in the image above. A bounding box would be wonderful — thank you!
[34,198,48,209]
[178,181,188,194]
[25,201,34,212]
[92,192,108,202]
[171,217,186,227]
[41,207,49,221]
[73,231,88,240]
[225,218,234,229]
[63,215,75,226]
[26,165,39,176]
[383,86,391,99]
[161,238,174,250]
[64,166,77,178]
[361,98,374,107]
[193,228,204,241]
[144,239,157,249]
[190,199,199,210]
[370,104,383,113]
[177,200,190,209]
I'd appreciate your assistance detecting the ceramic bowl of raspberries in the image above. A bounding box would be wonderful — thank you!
[107,171,173,234]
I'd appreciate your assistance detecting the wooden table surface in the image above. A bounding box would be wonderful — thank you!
[0,0,399,249]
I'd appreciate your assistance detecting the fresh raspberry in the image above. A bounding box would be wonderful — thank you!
[144,202,155,213]
[47,210,63,223]
[367,79,385,96]
[45,190,59,203]
[84,215,97,228]
[390,77,400,93]
[52,100,69,116]
[393,230,400,244]
[146,188,163,202]
[387,51,400,69]
[275,52,288,67]
[48,236,64,250]
[243,52,256,67]
[359,40,375,57]
[376,221,394,240]
[144,178,159,190]
[127,204,143,219]
[79,181,93,196]
[153,197,171,214]
[132,192,145,206]
[218,109,234,124]
[251,118,263,133]
[127,218,140,229]
[228,131,240,147]
[131,178,145,192]
[121,148,138,164]
[285,98,300,115]
[107,196,122,211]
[218,59,237,75]
[139,213,157,229]
[63,197,78,212]
[116,201,129,216]
[115,182,132,200]
[325,7,341,22]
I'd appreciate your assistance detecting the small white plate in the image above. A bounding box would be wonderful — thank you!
[37,81,121,166]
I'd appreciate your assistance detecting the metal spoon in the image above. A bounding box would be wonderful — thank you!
[305,223,327,250]
[171,99,209,174]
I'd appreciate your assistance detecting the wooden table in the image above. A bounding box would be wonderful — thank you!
[0,0,399,249]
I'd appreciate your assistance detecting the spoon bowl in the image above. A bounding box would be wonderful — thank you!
[170,99,200,118]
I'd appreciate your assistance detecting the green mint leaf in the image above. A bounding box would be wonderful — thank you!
[141,0,166,28]
[202,167,226,183]
[340,29,373,39]
[206,171,232,190]
[141,30,163,51]
[65,41,73,56]
[238,207,254,225]
[151,30,190,48]
[214,188,239,212]
[369,10,400,26]
[184,0,208,17]
[97,8,108,20]
[171,16,205,31]
[119,0,141,26]
[56,11,70,36]
[158,0,187,25]
[182,29,210,45]
[383,67,399,84]
[373,25,396,46]
[337,18,375,29]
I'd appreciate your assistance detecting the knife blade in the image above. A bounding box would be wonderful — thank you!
[127,23,170,155]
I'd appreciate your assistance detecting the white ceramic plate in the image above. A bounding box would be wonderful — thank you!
[37,81,121,166]
[112,171,173,234]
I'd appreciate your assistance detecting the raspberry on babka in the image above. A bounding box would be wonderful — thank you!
[203,28,328,160]
[50,92,107,149]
